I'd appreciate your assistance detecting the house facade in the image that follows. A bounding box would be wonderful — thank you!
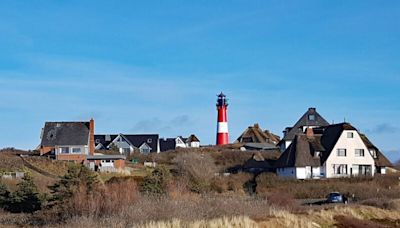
[87,155,126,172]
[39,119,125,172]
[159,134,201,152]
[95,134,160,155]
[234,123,280,151]
[278,108,330,152]
[276,123,390,179]
[39,119,95,162]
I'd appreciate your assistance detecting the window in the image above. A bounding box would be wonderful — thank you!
[60,147,69,154]
[314,151,321,157]
[72,148,81,153]
[355,149,365,157]
[369,149,377,158]
[122,148,130,155]
[347,132,354,138]
[333,164,348,175]
[337,149,346,156]
[308,114,315,121]
[141,148,151,154]
[147,138,152,143]
[95,139,100,144]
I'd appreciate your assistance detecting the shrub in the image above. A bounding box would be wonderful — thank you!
[49,164,100,204]
[173,152,218,193]
[8,174,43,213]
[0,182,10,210]
[140,166,172,195]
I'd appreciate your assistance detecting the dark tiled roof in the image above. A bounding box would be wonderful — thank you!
[41,122,90,147]
[124,134,159,150]
[360,134,392,167]
[95,134,159,152]
[159,138,176,152]
[281,108,330,142]
[94,134,118,148]
[243,143,278,151]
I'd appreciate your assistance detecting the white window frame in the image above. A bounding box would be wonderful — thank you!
[60,147,70,154]
[347,132,354,138]
[337,148,346,157]
[355,149,365,157]
[333,164,348,175]
[71,148,81,154]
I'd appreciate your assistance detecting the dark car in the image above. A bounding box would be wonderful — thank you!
[326,192,345,203]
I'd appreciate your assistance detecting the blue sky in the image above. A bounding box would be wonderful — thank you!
[0,1,399,162]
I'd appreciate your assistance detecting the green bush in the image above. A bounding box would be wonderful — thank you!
[8,174,43,213]
[140,166,171,195]
[49,164,100,203]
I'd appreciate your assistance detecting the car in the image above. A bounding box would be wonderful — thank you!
[326,192,346,204]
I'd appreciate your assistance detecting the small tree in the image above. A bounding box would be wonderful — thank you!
[8,173,42,213]
[0,182,11,210]
[140,165,171,195]
[49,164,100,203]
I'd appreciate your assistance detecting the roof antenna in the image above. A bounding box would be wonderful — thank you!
[343,117,346,123]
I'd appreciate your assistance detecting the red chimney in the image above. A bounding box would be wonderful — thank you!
[89,118,95,156]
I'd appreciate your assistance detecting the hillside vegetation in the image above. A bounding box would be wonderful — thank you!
[0,148,399,227]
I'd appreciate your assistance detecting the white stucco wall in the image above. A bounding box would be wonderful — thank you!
[55,145,88,155]
[325,130,375,178]
[189,142,200,148]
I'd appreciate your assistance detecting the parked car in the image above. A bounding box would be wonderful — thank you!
[326,192,347,204]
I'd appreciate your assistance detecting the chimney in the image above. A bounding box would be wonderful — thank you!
[254,123,260,128]
[89,118,95,156]
[306,127,314,138]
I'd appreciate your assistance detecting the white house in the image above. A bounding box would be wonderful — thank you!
[276,123,391,179]
[94,134,160,155]
[185,134,201,148]
[159,134,201,152]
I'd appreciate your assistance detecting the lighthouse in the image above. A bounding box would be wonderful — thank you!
[216,92,229,145]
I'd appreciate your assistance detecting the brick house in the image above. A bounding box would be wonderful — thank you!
[39,119,125,171]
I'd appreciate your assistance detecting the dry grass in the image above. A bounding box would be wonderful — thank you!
[0,153,25,172]
[256,173,400,200]
[46,205,400,228]
[24,157,69,177]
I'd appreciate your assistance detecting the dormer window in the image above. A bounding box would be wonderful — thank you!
[369,149,377,158]
[315,151,321,157]
[308,115,315,121]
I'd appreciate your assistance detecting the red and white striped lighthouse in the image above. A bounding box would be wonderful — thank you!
[216,92,229,145]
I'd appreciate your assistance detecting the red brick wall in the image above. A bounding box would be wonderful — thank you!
[114,160,125,169]
[57,154,86,162]
[40,146,54,155]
